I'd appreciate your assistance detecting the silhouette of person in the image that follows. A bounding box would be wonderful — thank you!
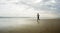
[37,13,40,22]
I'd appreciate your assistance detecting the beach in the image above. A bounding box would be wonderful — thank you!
[0,18,60,33]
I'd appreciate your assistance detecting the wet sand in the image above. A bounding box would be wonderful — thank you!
[0,18,60,33]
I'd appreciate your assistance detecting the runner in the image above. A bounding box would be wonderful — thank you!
[37,13,40,22]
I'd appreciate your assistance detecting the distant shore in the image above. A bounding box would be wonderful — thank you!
[0,17,32,18]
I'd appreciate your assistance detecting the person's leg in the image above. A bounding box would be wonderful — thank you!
[37,17,38,22]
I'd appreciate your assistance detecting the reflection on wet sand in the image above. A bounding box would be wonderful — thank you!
[0,18,60,33]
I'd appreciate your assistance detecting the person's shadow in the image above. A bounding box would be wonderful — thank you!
[37,19,40,24]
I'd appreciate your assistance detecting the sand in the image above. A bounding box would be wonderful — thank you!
[0,18,60,33]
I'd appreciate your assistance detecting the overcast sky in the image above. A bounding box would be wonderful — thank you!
[0,0,60,18]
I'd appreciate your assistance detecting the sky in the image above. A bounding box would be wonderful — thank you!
[0,0,60,18]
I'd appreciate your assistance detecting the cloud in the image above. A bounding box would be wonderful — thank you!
[16,0,60,18]
[0,0,60,18]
